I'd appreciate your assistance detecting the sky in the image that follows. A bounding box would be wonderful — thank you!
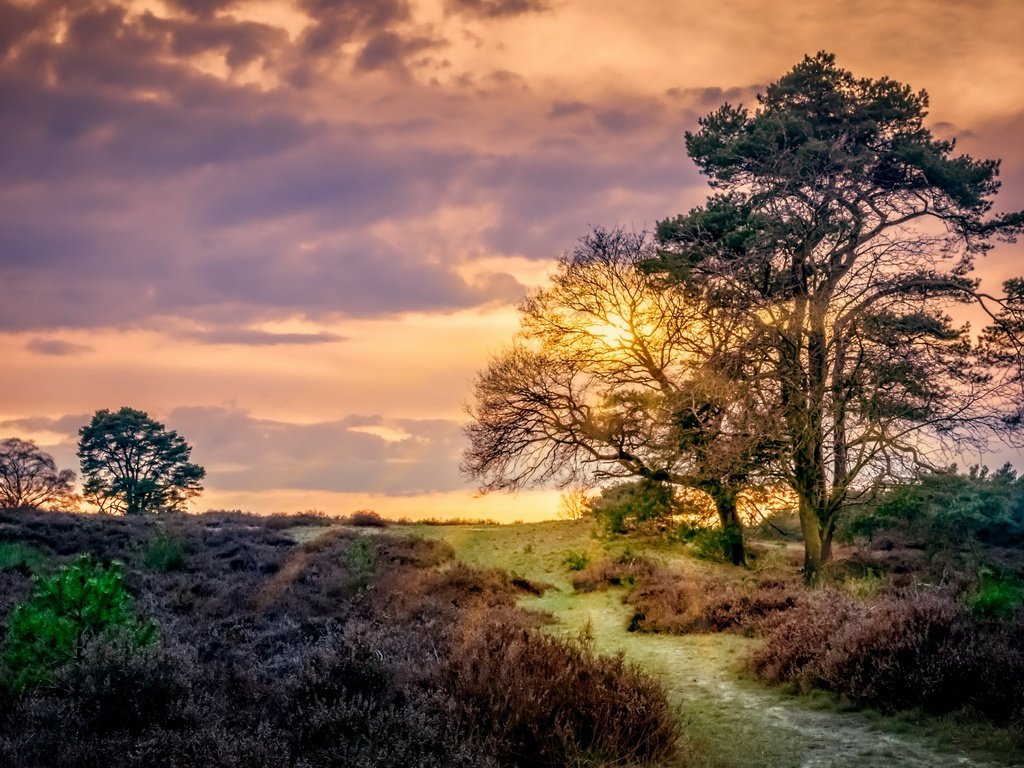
[2,0,1023,520]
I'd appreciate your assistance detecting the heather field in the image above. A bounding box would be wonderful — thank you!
[410,519,1024,768]
[2,507,1022,767]
[0,508,677,768]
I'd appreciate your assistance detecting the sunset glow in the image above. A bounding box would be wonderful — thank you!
[2,0,1022,519]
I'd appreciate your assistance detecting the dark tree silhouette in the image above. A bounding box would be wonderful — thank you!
[649,52,1024,579]
[0,438,77,510]
[78,407,205,515]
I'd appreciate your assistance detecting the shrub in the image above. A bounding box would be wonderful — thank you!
[345,509,389,527]
[448,620,678,766]
[841,465,1024,548]
[563,550,590,571]
[592,479,678,535]
[570,552,658,592]
[263,509,333,530]
[752,588,1024,724]
[675,524,734,561]
[345,538,377,591]
[626,568,801,635]
[0,543,46,575]
[3,555,156,691]
[144,532,188,572]
[971,567,1024,620]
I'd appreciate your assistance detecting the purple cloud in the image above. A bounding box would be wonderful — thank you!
[25,338,92,356]
[447,0,550,18]
[166,407,468,494]
[181,329,347,346]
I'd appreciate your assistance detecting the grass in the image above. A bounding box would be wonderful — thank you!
[405,519,1024,768]
[143,532,187,572]
[0,543,46,574]
[971,567,1024,619]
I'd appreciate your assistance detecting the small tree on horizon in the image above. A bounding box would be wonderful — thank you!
[0,438,78,511]
[78,407,205,515]
[558,486,594,521]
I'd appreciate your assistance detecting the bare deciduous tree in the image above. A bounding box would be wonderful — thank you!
[463,229,776,564]
[0,438,77,510]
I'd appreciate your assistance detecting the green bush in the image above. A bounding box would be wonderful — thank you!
[692,527,731,561]
[0,543,46,575]
[2,555,156,692]
[144,532,188,572]
[672,522,732,561]
[345,538,377,591]
[842,465,1024,547]
[563,550,590,571]
[971,567,1024,620]
[592,480,678,535]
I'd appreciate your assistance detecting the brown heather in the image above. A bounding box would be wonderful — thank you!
[0,508,678,768]
[751,588,1024,731]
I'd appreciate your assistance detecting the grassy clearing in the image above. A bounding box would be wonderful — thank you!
[405,520,1023,768]
[407,522,804,766]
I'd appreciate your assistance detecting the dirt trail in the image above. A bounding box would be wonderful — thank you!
[534,590,1019,768]
[400,521,1020,768]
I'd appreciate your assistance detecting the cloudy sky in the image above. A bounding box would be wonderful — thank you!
[2,0,1023,519]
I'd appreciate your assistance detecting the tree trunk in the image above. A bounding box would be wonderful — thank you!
[785,294,834,583]
[711,486,746,566]
[821,515,837,564]
[797,494,824,583]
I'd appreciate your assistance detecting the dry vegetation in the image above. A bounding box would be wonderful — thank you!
[0,508,678,768]
[751,587,1024,726]
[569,541,1024,741]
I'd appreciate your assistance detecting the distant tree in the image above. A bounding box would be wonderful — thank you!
[78,408,205,515]
[648,52,1024,579]
[0,438,77,510]
[558,486,594,521]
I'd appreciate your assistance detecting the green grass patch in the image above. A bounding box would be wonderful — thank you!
[0,542,47,574]
[563,550,590,571]
[345,538,377,590]
[970,567,1024,619]
[144,532,188,572]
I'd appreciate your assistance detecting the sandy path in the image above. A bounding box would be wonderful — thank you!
[391,522,1020,768]
[535,589,1019,768]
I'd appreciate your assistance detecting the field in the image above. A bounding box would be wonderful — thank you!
[0,508,1022,767]
[408,520,1024,768]
[0,509,678,767]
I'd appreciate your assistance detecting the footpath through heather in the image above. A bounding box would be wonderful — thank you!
[407,520,1021,768]
[547,588,1007,768]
